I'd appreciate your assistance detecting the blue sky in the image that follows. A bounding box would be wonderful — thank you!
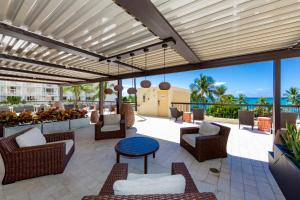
[122,57,300,98]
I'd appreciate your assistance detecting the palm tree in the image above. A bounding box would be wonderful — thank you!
[237,94,247,104]
[189,74,216,103]
[257,97,268,105]
[284,87,300,105]
[220,94,235,104]
[63,85,81,107]
[214,85,227,101]
[81,84,95,100]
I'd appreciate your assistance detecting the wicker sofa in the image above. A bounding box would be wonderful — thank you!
[0,128,75,184]
[82,162,216,200]
[180,123,230,162]
[95,114,126,140]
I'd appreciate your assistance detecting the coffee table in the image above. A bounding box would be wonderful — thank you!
[115,137,159,174]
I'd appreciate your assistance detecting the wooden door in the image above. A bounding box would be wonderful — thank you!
[157,90,168,117]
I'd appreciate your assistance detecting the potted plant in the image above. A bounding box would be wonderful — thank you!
[269,124,300,200]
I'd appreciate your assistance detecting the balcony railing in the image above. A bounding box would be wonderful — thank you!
[171,102,300,119]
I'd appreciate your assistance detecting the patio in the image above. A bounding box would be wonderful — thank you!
[0,116,284,200]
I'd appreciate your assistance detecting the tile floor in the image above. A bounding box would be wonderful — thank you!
[0,116,285,200]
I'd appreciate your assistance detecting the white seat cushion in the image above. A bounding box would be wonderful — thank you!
[182,134,199,147]
[47,139,74,155]
[127,173,170,180]
[113,174,186,195]
[101,125,120,132]
[16,127,46,148]
[103,114,121,125]
[199,121,220,136]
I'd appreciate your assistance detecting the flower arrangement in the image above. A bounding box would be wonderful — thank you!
[0,111,18,126]
[0,108,88,127]
[18,111,33,124]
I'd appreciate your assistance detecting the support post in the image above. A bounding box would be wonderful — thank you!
[99,82,104,115]
[117,80,122,114]
[134,78,137,112]
[59,86,63,101]
[273,59,281,134]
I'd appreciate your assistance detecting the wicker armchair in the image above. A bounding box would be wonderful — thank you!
[238,110,254,130]
[193,108,204,123]
[180,123,230,162]
[0,128,75,184]
[95,114,126,140]
[170,107,183,121]
[82,163,216,200]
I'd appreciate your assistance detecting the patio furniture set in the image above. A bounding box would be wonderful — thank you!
[0,112,230,200]
[238,110,298,132]
[170,107,204,123]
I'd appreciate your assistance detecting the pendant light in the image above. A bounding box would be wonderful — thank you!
[127,53,137,94]
[114,56,123,92]
[159,44,171,90]
[104,60,113,95]
[140,48,151,88]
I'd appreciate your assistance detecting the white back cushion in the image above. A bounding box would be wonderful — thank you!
[113,174,186,195]
[16,128,46,148]
[199,121,220,136]
[127,173,170,180]
[103,114,121,125]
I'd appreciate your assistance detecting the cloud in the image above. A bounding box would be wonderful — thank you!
[256,88,267,91]
[214,82,226,86]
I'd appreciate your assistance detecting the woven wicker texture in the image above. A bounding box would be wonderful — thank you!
[0,128,75,184]
[82,162,216,200]
[180,123,230,162]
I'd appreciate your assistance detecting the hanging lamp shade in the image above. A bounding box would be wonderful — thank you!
[104,60,113,95]
[127,87,137,94]
[114,57,123,92]
[140,80,151,88]
[159,82,171,90]
[127,53,137,94]
[158,44,171,90]
[140,48,152,88]
[104,88,113,95]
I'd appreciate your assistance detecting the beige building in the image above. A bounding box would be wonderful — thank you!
[137,87,190,117]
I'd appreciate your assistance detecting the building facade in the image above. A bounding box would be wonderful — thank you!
[137,87,190,117]
[0,81,59,103]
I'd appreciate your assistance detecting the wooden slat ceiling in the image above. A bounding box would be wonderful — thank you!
[0,0,299,84]
[152,0,300,60]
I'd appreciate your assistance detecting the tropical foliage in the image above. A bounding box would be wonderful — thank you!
[283,124,300,163]
[6,96,22,105]
[189,74,216,103]
[253,97,272,117]
[284,87,300,105]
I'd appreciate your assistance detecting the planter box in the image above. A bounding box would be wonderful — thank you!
[269,144,300,200]
[3,124,42,137]
[42,120,70,134]
[70,117,90,130]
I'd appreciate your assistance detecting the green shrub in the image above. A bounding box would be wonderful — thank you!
[6,96,21,105]
[206,105,239,119]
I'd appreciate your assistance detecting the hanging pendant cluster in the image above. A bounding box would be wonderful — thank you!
[114,56,123,92]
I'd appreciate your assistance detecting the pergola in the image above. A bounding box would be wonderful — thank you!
[0,0,300,132]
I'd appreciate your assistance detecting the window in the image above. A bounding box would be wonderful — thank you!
[45,88,54,95]
[9,86,16,95]
[143,95,146,103]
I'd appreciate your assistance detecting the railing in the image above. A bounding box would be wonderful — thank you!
[171,102,300,119]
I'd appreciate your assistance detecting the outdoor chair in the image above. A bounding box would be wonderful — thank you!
[238,110,254,130]
[170,107,183,121]
[0,128,75,184]
[95,114,126,140]
[180,123,230,162]
[192,108,204,123]
[281,112,298,128]
[82,162,216,200]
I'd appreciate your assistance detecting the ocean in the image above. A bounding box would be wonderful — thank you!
[245,97,288,105]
